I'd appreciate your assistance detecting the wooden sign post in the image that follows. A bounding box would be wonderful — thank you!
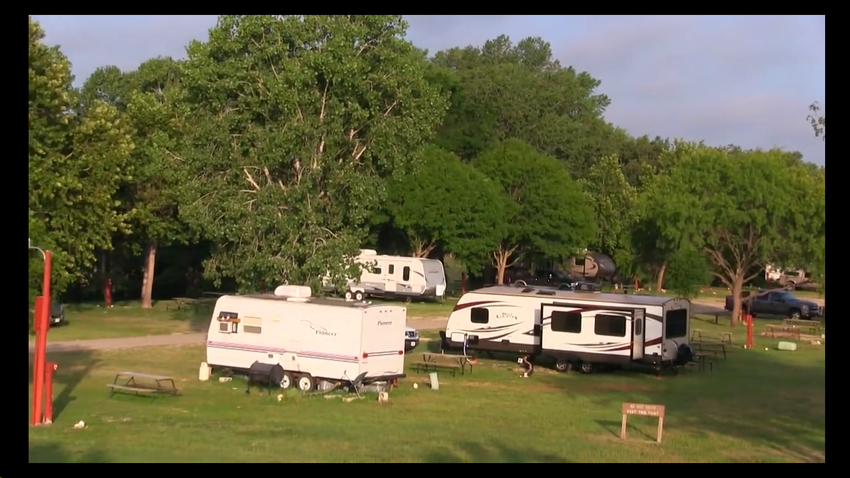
[621,403,666,444]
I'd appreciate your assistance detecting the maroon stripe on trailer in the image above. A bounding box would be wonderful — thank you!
[452,300,500,312]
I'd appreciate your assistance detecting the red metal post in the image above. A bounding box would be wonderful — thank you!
[104,276,113,308]
[31,296,45,426]
[31,251,51,426]
[44,362,57,424]
[746,313,754,349]
[460,272,467,294]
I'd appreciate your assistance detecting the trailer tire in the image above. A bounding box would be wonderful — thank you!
[354,291,365,301]
[344,290,353,300]
[296,375,316,392]
[578,362,594,374]
[279,372,294,390]
[554,359,572,373]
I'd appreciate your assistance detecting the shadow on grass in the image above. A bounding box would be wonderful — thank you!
[537,346,825,463]
[29,350,100,422]
[29,442,111,463]
[167,300,214,333]
[422,440,570,463]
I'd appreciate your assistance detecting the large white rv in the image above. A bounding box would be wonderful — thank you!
[335,249,447,302]
[206,286,407,392]
[440,285,693,373]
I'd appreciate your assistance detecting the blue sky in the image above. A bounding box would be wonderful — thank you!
[32,15,826,165]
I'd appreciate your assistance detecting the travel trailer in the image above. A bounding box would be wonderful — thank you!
[206,285,407,392]
[440,285,693,373]
[332,249,447,302]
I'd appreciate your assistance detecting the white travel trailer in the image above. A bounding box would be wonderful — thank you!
[440,285,693,373]
[336,249,447,302]
[206,285,407,392]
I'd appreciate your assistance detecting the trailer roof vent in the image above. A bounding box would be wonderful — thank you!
[273,285,312,298]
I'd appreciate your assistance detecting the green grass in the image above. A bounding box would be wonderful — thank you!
[28,316,824,463]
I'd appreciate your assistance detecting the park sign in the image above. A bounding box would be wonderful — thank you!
[620,403,666,443]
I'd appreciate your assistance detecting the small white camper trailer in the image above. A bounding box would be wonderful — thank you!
[440,285,692,373]
[337,249,447,302]
[206,285,407,391]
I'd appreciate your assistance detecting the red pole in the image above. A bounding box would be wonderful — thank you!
[31,296,45,426]
[44,362,57,424]
[31,251,51,426]
[461,272,466,294]
[746,313,754,349]
[104,276,113,308]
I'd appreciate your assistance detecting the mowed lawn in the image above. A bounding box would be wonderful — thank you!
[32,299,460,342]
[28,316,825,463]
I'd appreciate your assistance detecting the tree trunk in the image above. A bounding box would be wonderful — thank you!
[410,239,436,258]
[729,271,744,327]
[495,250,509,285]
[140,241,158,310]
[655,261,668,292]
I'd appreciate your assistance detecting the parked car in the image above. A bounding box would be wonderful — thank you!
[404,327,419,352]
[724,290,821,320]
[777,270,820,291]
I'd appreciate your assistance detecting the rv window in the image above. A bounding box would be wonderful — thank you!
[634,318,642,335]
[242,316,262,334]
[218,322,230,333]
[388,264,395,274]
[594,314,627,337]
[551,311,582,333]
[403,266,410,281]
[244,326,262,334]
[666,309,688,339]
[470,308,489,324]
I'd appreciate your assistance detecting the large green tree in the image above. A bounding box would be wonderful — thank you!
[474,139,596,284]
[179,15,448,292]
[386,145,504,274]
[644,145,824,325]
[29,17,133,297]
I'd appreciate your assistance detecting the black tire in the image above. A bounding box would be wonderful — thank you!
[579,362,594,374]
[554,359,572,373]
[296,374,315,392]
[354,291,365,301]
[279,372,294,390]
[789,309,802,320]
[344,290,353,300]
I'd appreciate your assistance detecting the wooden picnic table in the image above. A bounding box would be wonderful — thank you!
[412,353,474,376]
[764,324,802,339]
[685,354,714,372]
[691,329,733,344]
[107,371,179,398]
[782,319,823,334]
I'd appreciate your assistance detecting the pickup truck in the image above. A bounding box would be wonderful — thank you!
[724,290,821,320]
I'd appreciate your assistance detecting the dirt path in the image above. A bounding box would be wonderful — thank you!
[29,316,450,354]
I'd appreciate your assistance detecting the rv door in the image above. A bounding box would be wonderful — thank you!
[384,262,398,293]
[632,309,645,360]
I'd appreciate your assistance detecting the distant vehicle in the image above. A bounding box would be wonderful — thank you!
[724,289,822,320]
[324,249,446,302]
[777,270,820,291]
[404,327,419,352]
[563,253,619,283]
[764,265,783,282]
[30,302,66,327]
[511,271,602,292]
[206,285,407,392]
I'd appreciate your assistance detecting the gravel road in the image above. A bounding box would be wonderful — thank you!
[28,298,821,354]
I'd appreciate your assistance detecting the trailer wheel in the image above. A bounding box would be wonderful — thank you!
[279,372,294,390]
[579,362,594,374]
[554,359,572,373]
[354,291,365,301]
[297,375,316,392]
[344,290,353,300]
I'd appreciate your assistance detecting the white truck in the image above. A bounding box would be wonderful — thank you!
[206,285,407,392]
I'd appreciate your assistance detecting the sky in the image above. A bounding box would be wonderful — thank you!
[32,15,826,165]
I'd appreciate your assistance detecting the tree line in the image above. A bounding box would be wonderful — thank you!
[29,16,825,325]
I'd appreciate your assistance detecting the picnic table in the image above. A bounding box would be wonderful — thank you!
[691,341,728,360]
[685,354,714,372]
[782,319,823,334]
[691,329,733,344]
[412,353,474,376]
[166,297,211,312]
[764,324,802,339]
[107,371,179,398]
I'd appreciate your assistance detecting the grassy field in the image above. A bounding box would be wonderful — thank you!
[28,316,824,463]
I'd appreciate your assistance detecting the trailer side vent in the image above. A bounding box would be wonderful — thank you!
[521,287,535,293]
[537,290,556,296]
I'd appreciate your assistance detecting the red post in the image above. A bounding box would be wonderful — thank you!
[460,272,467,294]
[44,362,57,424]
[31,250,51,426]
[104,276,113,308]
[745,313,754,350]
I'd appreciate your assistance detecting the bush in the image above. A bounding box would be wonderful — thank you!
[666,246,712,299]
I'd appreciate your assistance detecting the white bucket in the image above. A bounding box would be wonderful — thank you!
[198,362,211,381]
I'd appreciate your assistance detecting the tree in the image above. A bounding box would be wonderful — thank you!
[473,139,596,284]
[386,145,504,273]
[178,15,448,292]
[430,35,616,174]
[579,155,638,281]
[808,102,825,140]
[29,17,133,297]
[664,245,712,299]
[645,145,823,325]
